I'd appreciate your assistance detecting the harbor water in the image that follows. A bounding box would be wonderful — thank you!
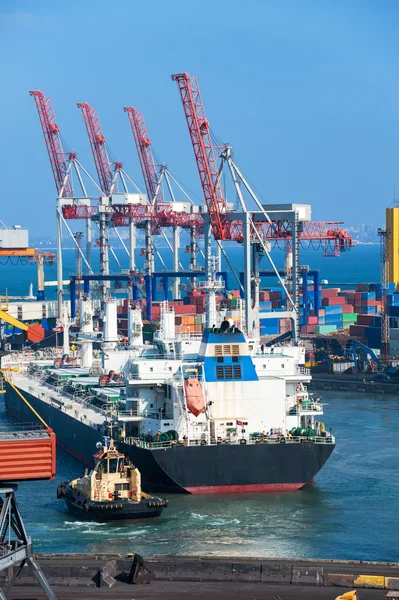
[0,243,380,300]
[1,391,397,562]
[0,242,392,561]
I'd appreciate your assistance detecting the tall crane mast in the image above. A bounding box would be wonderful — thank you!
[171,72,230,240]
[29,90,74,198]
[77,102,116,306]
[124,107,163,204]
[378,227,390,362]
[77,102,115,197]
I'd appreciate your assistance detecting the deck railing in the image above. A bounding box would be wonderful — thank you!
[123,434,335,450]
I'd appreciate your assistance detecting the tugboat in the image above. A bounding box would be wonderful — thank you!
[57,437,168,521]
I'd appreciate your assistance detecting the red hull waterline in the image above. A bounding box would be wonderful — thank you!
[185,482,306,494]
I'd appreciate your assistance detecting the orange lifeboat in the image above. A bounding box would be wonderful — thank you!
[184,377,205,417]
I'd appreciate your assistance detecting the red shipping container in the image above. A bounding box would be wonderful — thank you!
[322,297,346,306]
[300,325,314,334]
[341,304,354,314]
[349,325,366,336]
[357,315,374,325]
[271,299,280,308]
[308,316,318,324]
[354,292,363,301]
[175,305,198,315]
[318,309,326,317]
[364,299,377,306]
[322,288,340,298]
[269,291,282,300]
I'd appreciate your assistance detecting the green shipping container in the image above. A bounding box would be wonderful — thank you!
[314,325,337,334]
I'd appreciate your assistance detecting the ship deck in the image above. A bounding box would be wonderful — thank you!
[8,372,106,431]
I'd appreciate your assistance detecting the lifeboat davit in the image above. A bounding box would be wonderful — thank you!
[184,377,205,417]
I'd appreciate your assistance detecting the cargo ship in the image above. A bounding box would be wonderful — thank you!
[3,296,335,494]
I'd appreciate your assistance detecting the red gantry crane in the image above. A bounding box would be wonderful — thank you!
[124,107,163,205]
[171,71,354,334]
[30,91,75,199]
[77,102,117,197]
[30,90,95,305]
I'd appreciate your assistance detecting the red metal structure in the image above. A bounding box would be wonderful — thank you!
[0,374,56,481]
[172,71,353,254]
[29,90,74,198]
[27,87,351,256]
[77,102,115,196]
[62,203,351,252]
[171,73,229,240]
[124,107,163,205]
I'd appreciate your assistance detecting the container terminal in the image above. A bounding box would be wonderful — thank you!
[0,72,397,598]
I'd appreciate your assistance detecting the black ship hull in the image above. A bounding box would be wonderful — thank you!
[5,385,335,494]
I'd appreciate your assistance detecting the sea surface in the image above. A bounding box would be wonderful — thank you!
[0,242,380,300]
[0,242,393,562]
[0,391,397,561]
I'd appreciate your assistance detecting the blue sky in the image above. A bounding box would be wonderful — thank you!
[0,0,398,234]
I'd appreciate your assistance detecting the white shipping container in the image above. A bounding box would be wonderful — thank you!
[0,229,29,248]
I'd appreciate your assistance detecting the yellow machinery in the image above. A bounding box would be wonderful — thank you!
[0,292,43,343]
[386,207,399,286]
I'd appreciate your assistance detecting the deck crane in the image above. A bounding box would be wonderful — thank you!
[30,90,94,303]
[172,71,354,337]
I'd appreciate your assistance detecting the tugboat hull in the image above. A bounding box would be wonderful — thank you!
[58,483,167,522]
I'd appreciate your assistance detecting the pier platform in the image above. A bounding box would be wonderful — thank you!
[309,372,399,394]
[1,554,399,598]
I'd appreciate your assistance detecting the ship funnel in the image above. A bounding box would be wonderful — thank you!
[159,301,175,339]
[128,303,143,346]
[103,298,118,350]
[80,297,94,367]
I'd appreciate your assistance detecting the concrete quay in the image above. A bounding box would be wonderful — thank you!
[308,372,399,394]
[1,554,399,599]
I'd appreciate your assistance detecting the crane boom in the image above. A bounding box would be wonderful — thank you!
[77,102,114,196]
[124,107,163,204]
[171,72,230,240]
[29,90,74,198]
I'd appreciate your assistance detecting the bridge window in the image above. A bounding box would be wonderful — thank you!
[232,345,240,355]
[216,366,224,380]
[225,366,233,379]
[233,365,242,379]
[223,345,231,355]
[217,356,224,363]
[215,345,223,356]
